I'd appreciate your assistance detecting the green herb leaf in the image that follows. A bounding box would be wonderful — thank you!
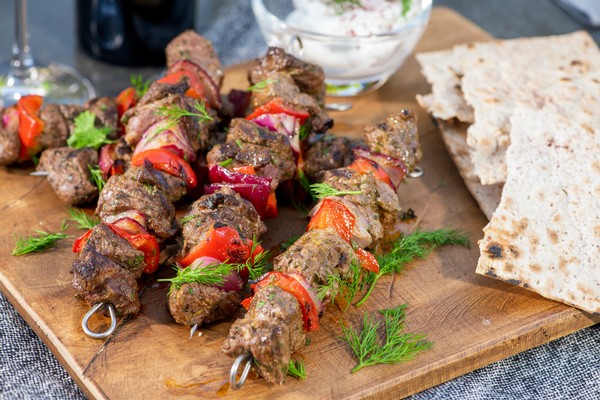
[287,359,306,380]
[68,208,99,230]
[156,100,213,124]
[310,183,361,199]
[340,304,432,373]
[180,215,195,225]
[356,229,469,307]
[67,111,115,149]
[247,79,277,92]
[298,124,311,141]
[317,256,362,311]
[402,0,413,17]
[130,74,151,98]
[12,221,69,256]
[218,158,233,167]
[158,262,236,295]
[245,239,271,281]
[88,165,106,192]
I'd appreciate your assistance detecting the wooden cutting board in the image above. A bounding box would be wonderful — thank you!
[1,7,598,399]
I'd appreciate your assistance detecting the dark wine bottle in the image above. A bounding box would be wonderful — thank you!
[77,0,195,67]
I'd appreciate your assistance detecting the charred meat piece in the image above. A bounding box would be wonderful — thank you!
[206,119,295,187]
[221,285,305,385]
[248,47,327,105]
[364,109,422,172]
[250,72,333,133]
[274,227,355,304]
[71,223,144,316]
[166,30,224,88]
[96,169,179,242]
[319,167,401,228]
[58,104,84,133]
[168,283,241,327]
[179,187,266,258]
[38,104,70,150]
[37,147,99,205]
[128,164,187,203]
[302,135,364,181]
[137,80,189,106]
[0,106,20,165]
[84,97,119,138]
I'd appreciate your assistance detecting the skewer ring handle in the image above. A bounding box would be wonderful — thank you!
[82,303,117,339]
[230,353,253,390]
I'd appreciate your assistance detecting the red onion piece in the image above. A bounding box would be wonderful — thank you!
[204,182,270,217]
[287,271,324,315]
[110,216,148,235]
[208,165,272,188]
[134,119,195,162]
[187,256,243,292]
[353,147,408,188]
[103,210,148,230]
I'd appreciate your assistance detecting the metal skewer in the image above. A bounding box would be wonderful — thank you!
[82,302,117,339]
[230,353,253,390]
[189,323,199,340]
[325,102,352,112]
[407,165,424,178]
[29,170,49,176]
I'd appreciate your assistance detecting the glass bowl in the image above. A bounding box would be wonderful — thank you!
[251,0,432,97]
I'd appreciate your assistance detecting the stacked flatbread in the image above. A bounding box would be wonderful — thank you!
[416,32,600,315]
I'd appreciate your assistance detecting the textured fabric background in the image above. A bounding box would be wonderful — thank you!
[0,0,599,399]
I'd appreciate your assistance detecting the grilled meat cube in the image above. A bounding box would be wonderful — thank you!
[122,95,179,148]
[274,227,355,304]
[166,30,224,87]
[250,72,333,133]
[96,171,179,242]
[168,283,241,327]
[84,97,119,138]
[128,164,187,203]
[37,147,99,205]
[58,104,84,133]
[364,109,422,172]
[0,107,20,165]
[249,47,327,105]
[221,285,305,385]
[207,119,295,186]
[319,167,401,228]
[180,187,266,257]
[71,223,145,315]
[138,80,188,106]
[303,135,363,181]
[38,104,70,150]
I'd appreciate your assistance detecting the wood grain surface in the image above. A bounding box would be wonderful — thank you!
[0,7,598,399]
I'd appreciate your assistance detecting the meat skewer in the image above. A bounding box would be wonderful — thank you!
[223,110,421,388]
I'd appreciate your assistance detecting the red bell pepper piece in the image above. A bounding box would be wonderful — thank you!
[240,296,252,310]
[354,247,380,273]
[307,198,355,243]
[131,148,197,190]
[253,271,320,331]
[230,165,256,175]
[116,87,137,118]
[107,224,160,274]
[246,99,310,125]
[17,95,45,160]
[264,192,278,219]
[348,156,394,190]
[72,229,93,253]
[178,225,252,267]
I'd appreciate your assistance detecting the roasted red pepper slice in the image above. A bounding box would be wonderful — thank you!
[348,156,394,190]
[17,95,45,160]
[72,229,93,253]
[246,99,310,125]
[253,271,320,332]
[131,148,197,190]
[158,70,206,100]
[307,198,355,243]
[178,225,252,267]
[240,296,252,310]
[354,247,380,273]
[107,224,160,274]
[116,87,137,118]
[264,192,278,219]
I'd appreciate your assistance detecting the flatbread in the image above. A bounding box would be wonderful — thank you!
[476,107,600,315]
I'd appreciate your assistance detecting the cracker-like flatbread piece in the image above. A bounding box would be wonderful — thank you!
[477,108,600,314]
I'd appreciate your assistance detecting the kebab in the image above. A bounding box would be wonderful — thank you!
[163,48,334,337]
[222,110,421,387]
[70,31,224,338]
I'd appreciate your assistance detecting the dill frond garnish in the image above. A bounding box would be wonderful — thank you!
[131,74,151,98]
[12,220,69,256]
[356,229,469,307]
[158,261,236,295]
[88,165,106,192]
[310,183,361,199]
[287,359,306,380]
[247,78,277,92]
[340,304,432,373]
[156,100,213,124]
[68,208,99,230]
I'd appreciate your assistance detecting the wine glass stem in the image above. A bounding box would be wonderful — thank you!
[10,0,35,80]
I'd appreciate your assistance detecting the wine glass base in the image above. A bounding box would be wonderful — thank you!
[0,62,96,107]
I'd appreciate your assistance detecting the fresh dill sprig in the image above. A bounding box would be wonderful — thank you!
[246,240,271,281]
[12,220,69,256]
[247,78,277,92]
[287,359,306,380]
[67,111,114,149]
[235,139,244,149]
[130,74,151,98]
[218,158,233,167]
[340,304,432,373]
[145,119,177,144]
[298,124,311,141]
[158,261,236,295]
[180,215,195,225]
[156,100,213,124]
[356,229,469,307]
[68,208,99,230]
[88,165,106,192]
[317,257,362,311]
[310,183,361,199]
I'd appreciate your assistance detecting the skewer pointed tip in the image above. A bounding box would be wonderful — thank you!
[30,170,49,177]
[189,324,198,340]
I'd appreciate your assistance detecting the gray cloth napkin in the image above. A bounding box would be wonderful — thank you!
[554,0,600,27]
[1,1,599,399]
